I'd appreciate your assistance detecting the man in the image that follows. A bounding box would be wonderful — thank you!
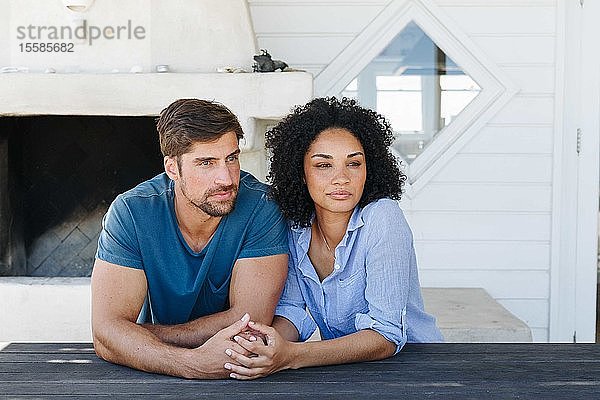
[91,99,289,379]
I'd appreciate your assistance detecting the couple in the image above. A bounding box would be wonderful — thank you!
[91,97,442,380]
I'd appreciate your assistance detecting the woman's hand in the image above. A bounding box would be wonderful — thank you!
[224,320,294,380]
[236,328,268,345]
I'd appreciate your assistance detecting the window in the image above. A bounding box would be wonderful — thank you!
[341,21,481,163]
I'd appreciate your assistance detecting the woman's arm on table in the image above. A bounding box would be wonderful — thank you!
[224,318,395,380]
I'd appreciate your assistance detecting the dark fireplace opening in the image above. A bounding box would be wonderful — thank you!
[0,115,163,277]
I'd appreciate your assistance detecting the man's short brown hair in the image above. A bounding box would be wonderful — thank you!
[157,98,244,158]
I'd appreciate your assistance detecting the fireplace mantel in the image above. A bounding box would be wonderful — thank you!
[0,72,313,150]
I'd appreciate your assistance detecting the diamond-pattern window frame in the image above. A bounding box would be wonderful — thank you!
[314,0,517,197]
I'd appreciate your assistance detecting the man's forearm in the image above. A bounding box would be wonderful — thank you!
[93,319,215,379]
[143,308,241,348]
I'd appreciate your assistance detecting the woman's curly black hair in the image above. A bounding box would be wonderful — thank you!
[266,97,406,228]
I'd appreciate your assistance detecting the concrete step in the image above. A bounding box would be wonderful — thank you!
[422,287,532,342]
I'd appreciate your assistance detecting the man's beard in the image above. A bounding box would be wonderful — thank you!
[180,179,239,217]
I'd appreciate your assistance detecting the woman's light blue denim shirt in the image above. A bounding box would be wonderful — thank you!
[275,198,443,354]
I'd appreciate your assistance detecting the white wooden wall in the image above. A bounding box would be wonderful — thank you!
[249,0,561,342]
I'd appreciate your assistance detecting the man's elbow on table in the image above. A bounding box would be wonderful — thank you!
[91,316,134,365]
[91,322,115,362]
[91,317,159,372]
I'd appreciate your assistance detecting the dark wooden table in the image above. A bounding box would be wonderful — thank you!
[1,343,599,399]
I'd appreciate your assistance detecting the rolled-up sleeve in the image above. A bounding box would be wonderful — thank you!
[275,254,317,341]
[354,201,412,354]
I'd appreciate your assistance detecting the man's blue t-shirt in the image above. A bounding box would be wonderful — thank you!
[96,171,288,325]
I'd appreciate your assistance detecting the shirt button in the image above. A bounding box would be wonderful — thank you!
[334,264,340,270]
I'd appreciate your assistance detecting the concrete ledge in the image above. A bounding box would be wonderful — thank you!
[0,277,91,342]
[0,278,532,343]
[422,288,532,342]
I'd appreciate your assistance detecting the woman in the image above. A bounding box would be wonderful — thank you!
[224,97,442,379]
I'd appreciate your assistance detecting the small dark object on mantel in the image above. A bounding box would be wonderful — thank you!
[253,49,288,72]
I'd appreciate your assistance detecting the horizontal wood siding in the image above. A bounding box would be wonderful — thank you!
[430,154,552,183]
[440,6,556,34]
[489,96,555,125]
[409,184,551,212]
[407,212,551,241]
[501,66,555,94]
[249,4,384,33]
[498,299,549,330]
[462,126,553,154]
[415,241,550,270]
[422,270,549,299]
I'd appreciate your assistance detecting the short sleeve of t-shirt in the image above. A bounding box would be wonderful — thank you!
[96,195,144,269]
[237,193,288,259]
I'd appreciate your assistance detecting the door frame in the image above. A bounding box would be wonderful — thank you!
[550,0,599,342]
